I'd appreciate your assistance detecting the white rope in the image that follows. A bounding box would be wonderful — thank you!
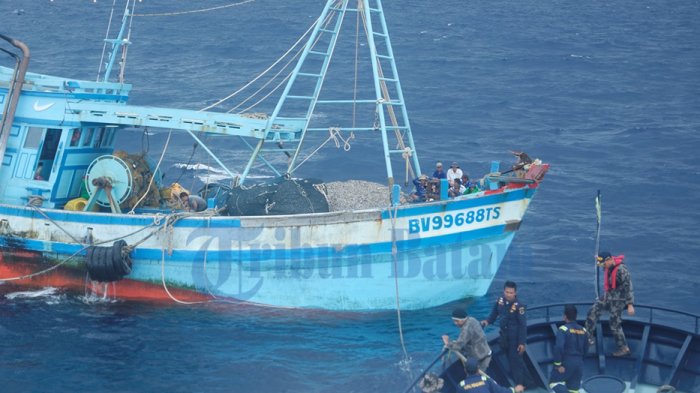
[132,0,255,17]
[402,147,412,185]
[201,13,320,111]
[236,71,293,114]
[27,204,83,244]
[228,47,303,113]
[160,247,208,305]
[288,127,353,173]
[388,201,410,362]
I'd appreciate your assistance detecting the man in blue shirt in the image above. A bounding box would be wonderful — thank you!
[432,162,447,180]
[410,175,428,202]
[458,358,523,393]
[549,304,588,393]
[481,281,532,390]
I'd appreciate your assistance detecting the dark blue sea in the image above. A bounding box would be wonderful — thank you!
[2,0,699,392]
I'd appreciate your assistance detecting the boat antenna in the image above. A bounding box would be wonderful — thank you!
[594,190,602,299]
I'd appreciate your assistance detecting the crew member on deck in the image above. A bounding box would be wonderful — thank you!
[442,308,492,372]
[432,162,447,180]
[481,281,533,391]
[585,251,635,357]
[179,192,207,212]
[458,358,524,393]
[549,304,588,393]
[410,174,429,202]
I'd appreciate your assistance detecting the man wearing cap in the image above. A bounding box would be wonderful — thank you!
[447,162,463,186]
[432,162,447,180]
[585,251,635,357]
[442,308,492,372]
[411,175,429,202]
[481,281,532,390]
[458,358,524,393]
[549,305,588,393]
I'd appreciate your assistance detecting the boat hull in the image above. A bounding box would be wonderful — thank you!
[0,185,539,310]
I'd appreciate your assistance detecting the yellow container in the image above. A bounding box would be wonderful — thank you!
[64,197,88,211]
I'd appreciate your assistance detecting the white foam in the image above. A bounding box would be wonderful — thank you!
[5,287,57,299]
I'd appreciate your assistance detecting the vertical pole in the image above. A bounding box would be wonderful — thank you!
[391,184,400,206]
[362,0,394,186]
[0,35,30,168]
[488,161,500,190]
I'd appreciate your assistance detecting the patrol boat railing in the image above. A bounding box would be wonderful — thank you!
[528,302,700,335]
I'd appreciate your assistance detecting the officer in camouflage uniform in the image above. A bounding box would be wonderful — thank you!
[585,251,635,357]
[481,281,533,390]
[442,308,492,372]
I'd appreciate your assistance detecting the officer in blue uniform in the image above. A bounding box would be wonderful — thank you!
[549,304,589,393]
[458,358,524,393]
[481,281,532,390]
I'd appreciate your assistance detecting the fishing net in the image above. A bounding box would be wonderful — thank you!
[113,151,161,209]
[225,178,329,216]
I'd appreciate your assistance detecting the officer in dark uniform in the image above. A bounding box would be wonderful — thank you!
[481,281,532,390]
[549,304,588,393]
[458,358,524,393]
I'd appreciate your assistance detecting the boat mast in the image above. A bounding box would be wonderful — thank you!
[239,0,421,186]
[100,1,132,83]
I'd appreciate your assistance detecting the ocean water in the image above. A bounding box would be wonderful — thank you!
[1,0,699,392]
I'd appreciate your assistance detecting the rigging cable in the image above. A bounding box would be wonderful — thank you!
[288,128,353,173]
[229,8,339,114]
[131,0,255,18]
[96,0,119,81]
[201,12,320,111]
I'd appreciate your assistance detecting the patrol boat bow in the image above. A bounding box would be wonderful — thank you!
[407,303,700,392]
[0,1,548,310]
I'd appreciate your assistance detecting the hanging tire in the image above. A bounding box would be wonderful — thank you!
[86,240,133,282]
[111,239,132,276]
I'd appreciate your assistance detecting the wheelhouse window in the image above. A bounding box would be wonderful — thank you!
[70,129,82,147]
[103,129,115,147]
[24,127,43,149]
[82,128,94,147]
[93,128,105,148]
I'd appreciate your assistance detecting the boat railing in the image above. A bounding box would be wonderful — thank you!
[4,71,131,96]
[528,302,700,335]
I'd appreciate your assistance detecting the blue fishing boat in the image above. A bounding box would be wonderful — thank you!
[0,0,548,310]
[406,303,700,392]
